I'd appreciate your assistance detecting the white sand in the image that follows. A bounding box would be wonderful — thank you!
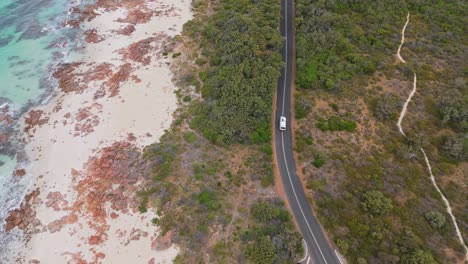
[9,0,192,263]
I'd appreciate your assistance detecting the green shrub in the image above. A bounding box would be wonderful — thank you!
[329,102,339,112]
[261,145,273,156]
[361,190,393,216]
[195,57,207,66]
[373,94,402,121]
[246,236,276,264]
[336,239,349,255]
[316,116,357,132]
[183,95,191,102]
[424,211,446,229]
[251,201,281,223]
[401,249,437,264]
[198,190,218,211]
[295,95,312,119]
[183,131,197,143]
[313,153,326,168]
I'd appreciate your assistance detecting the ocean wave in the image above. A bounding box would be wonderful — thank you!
[0,0,92,261]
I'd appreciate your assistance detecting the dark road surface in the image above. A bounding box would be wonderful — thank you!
[274,0,341,263]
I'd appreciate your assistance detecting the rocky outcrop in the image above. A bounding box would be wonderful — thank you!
[4,189,41,232]
[84,29,104,43]
[13,169,26,177]
[53,63,85,93]
[151,230,174,251]
[24,110,49,134]
[119,37,156,66]
[71,141,151,245]
[118,9,153,24]
[117,25,135,36]
[105,63,132,97]
[73,104,102,137]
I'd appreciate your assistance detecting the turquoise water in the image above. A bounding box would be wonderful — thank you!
[0,0,85,259]
[0,0,71,105]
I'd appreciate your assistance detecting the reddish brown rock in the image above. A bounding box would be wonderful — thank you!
[53,63,85,93]
[45,191,68,211]
[71,141,151,240]
[117,9,153,24]
[105,63,132,97]
[13,169,26,177]
[83,63,113,82]
[88,235,103,245]
[4,189,40,232]
[117,25,135,36]
[73,104,102,137]
[119,37,155,65]
[24,110,49,133]
[112,199,128,210]
[127,133,136,141]
[0,105,13,126]
[84,29,104,43]
[151,230,174,251]
[110,212,119,219]
[0,133,9,142]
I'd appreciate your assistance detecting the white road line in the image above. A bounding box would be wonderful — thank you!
[279,1,328,263]
[307,257,311,264]
[335,250,344,264]
[298,239,309,263]
[281,133,328,264]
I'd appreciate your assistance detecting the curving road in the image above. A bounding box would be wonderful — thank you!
[274,0,341,263]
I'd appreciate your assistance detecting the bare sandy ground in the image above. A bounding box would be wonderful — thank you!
[5,0,192,263]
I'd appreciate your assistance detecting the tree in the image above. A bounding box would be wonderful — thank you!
[295,94,312,119]
[401,249,437,264]
[246,236,276,264]
[441,135,467,161]
[336,239,349,255]
[361,190,393,216]
[438,88,468,131]
[424,211,446,229]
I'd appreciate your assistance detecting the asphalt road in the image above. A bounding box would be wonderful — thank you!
[274,0,341,263]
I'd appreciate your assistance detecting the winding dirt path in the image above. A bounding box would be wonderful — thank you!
[397,73,417,136]
[396,12,468,259]
[397,12,410,63]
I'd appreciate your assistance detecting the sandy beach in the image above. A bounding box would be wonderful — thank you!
[4,0,192,263]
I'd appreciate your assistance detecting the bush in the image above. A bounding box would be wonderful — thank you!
[401,249,437,264]
[438,88,467,131]
[336,239,349,255]
[374,94,402,121]
[441,135,467,161]
[313,153,326,168]
[183,132,197,143]
[361,190,393,216]
[194,57,207,66]
[246,236,276,264]
[424,211,446,229]
[198,190,219,211]
[316,116,356,132]
[191,0,282,144]
[183,95,191,102]
[295,95,312,119]
[251,201,282,223]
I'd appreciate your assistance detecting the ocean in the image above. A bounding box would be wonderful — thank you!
[0,0,86,260]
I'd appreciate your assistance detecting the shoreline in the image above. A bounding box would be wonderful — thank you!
[3,0,192,263]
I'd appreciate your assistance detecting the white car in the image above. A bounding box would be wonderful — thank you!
[279,116,286,131]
